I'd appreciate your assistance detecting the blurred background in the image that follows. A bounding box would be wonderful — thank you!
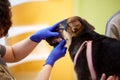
[0,0,120,80]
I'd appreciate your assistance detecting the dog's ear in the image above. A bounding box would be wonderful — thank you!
[83,19,95,30]
[77,17,95,30]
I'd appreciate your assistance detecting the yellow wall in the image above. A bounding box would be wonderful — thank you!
[74,0,120,34]
[8,0,75,80]
[11,0,74,26]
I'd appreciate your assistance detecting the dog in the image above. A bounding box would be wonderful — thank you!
[46,16,120,80]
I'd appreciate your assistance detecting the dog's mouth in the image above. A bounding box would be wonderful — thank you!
[46,20,72,48]
[46,21,67,46]
[46,16,83,48]
[46,37,63,46]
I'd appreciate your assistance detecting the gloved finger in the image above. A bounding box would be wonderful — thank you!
[57,39,66,48]
[49,32,59,37]
[50,19,66,31]
[62,47,67,55]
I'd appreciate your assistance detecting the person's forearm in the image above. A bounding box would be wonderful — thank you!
[4,38,38,62]
[35,40,66,80]
[36,65,52,80]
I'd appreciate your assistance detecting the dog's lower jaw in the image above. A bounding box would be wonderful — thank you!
[60,30,72,49]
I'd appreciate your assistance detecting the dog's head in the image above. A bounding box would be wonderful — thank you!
[46,16,95,48]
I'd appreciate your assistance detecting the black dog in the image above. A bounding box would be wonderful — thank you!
[46,16,120,80]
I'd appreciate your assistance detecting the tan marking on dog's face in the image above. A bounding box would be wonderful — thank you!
[59,24,72,49]
[67,16,83,37]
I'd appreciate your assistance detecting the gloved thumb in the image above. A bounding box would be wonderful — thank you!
[58,39,66,48]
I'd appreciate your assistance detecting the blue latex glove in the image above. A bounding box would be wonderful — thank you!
[45,40,67,66]
[30,20,65,43]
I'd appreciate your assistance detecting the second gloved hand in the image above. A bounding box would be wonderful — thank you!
[30,20,65,43]
[45,40,67,66]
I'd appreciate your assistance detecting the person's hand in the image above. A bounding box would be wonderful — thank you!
[45,40,67,66]
[30,20,65,43]
[101,73,119,80]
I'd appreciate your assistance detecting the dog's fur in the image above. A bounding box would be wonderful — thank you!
[46,16,120,80]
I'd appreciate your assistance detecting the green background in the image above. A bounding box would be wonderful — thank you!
[74,0,120,34]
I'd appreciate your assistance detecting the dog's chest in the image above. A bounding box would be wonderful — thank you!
[69,40,92,80]
[68,38,104,80]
